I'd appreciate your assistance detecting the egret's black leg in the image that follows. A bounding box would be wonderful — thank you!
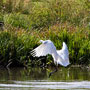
[49,66,58,78]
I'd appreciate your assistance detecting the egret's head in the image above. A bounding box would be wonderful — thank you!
[39,40,49,44]
[39,40,44,43]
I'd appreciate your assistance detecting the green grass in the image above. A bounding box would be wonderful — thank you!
[4,13,31,29]
[49,29,90,65]
[0,27,90,67]
[0,0,90,67]
[0,30,39,67]
[2,0,90,30]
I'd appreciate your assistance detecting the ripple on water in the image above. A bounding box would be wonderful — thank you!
[0,81,90,90]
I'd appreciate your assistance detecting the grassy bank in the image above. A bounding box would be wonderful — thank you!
[0,0,90,67]
[0,27,90,67]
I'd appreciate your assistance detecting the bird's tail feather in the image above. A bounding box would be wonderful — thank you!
[57,58,70,67]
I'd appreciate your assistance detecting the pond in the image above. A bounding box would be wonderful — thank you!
[0,66,90,90]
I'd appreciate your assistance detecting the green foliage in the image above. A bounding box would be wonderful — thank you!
[48,29,90,65]
[4,13,31,29]
[2,0,90,30]
[0,27,90,67]
[0,0,90,67]
[30,7,53,29]
[0,13,3,21]
[0,31,38,67]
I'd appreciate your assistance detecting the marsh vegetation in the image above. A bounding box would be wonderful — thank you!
[0,0,90,67]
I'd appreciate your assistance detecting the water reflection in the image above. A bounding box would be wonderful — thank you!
[0,66,90,89]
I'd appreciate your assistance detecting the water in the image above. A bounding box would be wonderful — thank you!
[0,66,90,90]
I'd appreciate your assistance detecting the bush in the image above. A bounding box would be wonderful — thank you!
[0,31,38,67]
[0,13,3,21]
[30,8,53,29]
[4,13,31,29]
[48,28,90,65]
[0,0,90,67]
[3,0,90,30]
[0,28,90,67]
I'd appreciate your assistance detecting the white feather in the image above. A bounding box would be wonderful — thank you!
[57,42,69,66]
[31,40,70,67]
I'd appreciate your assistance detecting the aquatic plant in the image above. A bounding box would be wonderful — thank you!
[0,0,90,67]
[0,31,38,67]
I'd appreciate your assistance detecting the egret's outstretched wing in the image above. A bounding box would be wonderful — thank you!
[57,42,69,57]
[56,42,70,66]
[31,40,56,57]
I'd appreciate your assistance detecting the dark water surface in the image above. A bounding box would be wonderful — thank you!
[0,66,90,90]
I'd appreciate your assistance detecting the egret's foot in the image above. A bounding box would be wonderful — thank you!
[49,72,52,78]
[48,69,58,78]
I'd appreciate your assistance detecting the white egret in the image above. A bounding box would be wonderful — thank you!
[31,40,70,77]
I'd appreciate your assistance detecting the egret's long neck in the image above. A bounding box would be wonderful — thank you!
[52,51,58,64]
